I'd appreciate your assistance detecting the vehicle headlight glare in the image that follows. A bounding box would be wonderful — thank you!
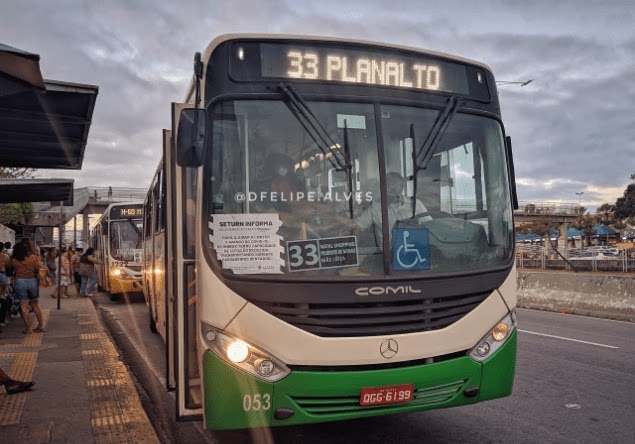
[227,340,249,363]
[201,324,290,382]
[469,311,516,363]
[492,322,509,342]
[492,323,509,341]
[113,268,122,276]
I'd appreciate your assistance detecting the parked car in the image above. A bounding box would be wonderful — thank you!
[569,252,615,260]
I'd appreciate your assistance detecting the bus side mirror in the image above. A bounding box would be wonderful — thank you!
[177,109,206,167]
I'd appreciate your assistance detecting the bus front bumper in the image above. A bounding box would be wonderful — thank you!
[202,330,516,430]
[109,278,143,294]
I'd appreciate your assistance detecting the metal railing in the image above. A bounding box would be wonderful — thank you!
[87,187,146,204]
[515,201,582,217]
[516,246,635,272]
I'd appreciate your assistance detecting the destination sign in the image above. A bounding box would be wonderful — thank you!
[287,236,358,272]
[259,43,470,94]
[110,205,143,219]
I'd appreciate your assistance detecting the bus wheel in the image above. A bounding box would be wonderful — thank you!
[149,308,158,334]
[110,292,120,302]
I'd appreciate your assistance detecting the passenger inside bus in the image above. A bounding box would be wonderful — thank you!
[253,152,357,240]
[355,171,431,245]
[252,152,305,210]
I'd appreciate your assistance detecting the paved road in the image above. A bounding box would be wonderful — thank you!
[92,291,635,444]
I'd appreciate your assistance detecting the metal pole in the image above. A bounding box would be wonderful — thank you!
[57,201,63,309]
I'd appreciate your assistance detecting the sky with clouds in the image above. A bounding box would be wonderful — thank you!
[2,0,633,211]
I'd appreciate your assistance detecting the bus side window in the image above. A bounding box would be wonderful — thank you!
[146,189,153,238]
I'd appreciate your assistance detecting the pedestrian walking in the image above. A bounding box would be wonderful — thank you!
[0,243,10,296]
[45,249,57,282]
[71,248,82,296]
[51,248,71,299]
[10,243,50,334]
[79,248,100,297]
[0,243,11,327]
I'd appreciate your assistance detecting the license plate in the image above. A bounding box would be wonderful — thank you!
[359,383,414,406]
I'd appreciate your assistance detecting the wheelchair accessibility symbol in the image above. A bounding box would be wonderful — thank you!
[392,228,430,271]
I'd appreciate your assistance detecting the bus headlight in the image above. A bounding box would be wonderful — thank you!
[112,268,122,276]
[254,358,275,377]
[201,323,290,382]
[226,340,249,363]
[468,311,516,362]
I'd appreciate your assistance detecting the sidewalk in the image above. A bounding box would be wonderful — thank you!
[0,285,159,444]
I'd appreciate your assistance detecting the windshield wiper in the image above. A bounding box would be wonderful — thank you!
[410,95,463,217]
[277,82,350,171]
[278,82,355,218]
[342,119,354,219]
[416,95,462,171]
[127,218,141,237]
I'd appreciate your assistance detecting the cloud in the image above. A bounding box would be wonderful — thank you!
[1,0,633,211]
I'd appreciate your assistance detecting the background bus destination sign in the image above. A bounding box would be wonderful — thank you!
[256,42,472,95]
[110,205,143,218]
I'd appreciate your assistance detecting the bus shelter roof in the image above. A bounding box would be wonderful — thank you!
[0,77,98,169]
[1,43,98,169]
[0,43,46,90]
[0,179,74,205]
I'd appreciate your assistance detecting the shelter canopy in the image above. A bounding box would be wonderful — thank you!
[2,43,98,169]
[0,78,98,169]
[0,179,73,204]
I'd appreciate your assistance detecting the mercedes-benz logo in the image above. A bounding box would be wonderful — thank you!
[380,338,398,359]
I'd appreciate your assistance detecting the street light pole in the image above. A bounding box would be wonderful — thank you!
[575,192,584,214]
[496,79,534,86]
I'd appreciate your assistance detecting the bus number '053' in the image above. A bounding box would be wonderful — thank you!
[243,394,271,412]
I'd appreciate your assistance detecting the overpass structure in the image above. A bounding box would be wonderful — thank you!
[514,201,582,223]
[24,186,146,247]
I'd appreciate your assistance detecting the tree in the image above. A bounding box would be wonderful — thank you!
[614,183,635,219]
[573,215,597,246]
[0,167,36,179]
[0,203,34,225]
[0,167,36,225]
[516,218,555,238]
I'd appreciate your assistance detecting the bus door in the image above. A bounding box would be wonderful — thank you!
[167,102,203,419]
[161,131,176,391]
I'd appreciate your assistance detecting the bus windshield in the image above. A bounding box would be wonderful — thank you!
[206,99,513,278]
[109,220,142,261]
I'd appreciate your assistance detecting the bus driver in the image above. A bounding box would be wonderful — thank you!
[356,172,431,242]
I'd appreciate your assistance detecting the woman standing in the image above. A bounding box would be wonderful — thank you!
[79,248,99,297]
[45,249,57,283]
[0,244,11,327]
[10,243,49,334]
[51,248,71,299]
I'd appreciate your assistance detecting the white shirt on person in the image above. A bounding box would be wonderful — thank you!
[357,198,431,236]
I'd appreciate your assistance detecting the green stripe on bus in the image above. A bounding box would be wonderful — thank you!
[203,332,516,430]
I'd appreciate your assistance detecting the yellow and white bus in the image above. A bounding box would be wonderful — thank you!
[92,202,144,301]
[143,34,519,430]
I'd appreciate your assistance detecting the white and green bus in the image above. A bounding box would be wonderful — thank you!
[143,34,519,430]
